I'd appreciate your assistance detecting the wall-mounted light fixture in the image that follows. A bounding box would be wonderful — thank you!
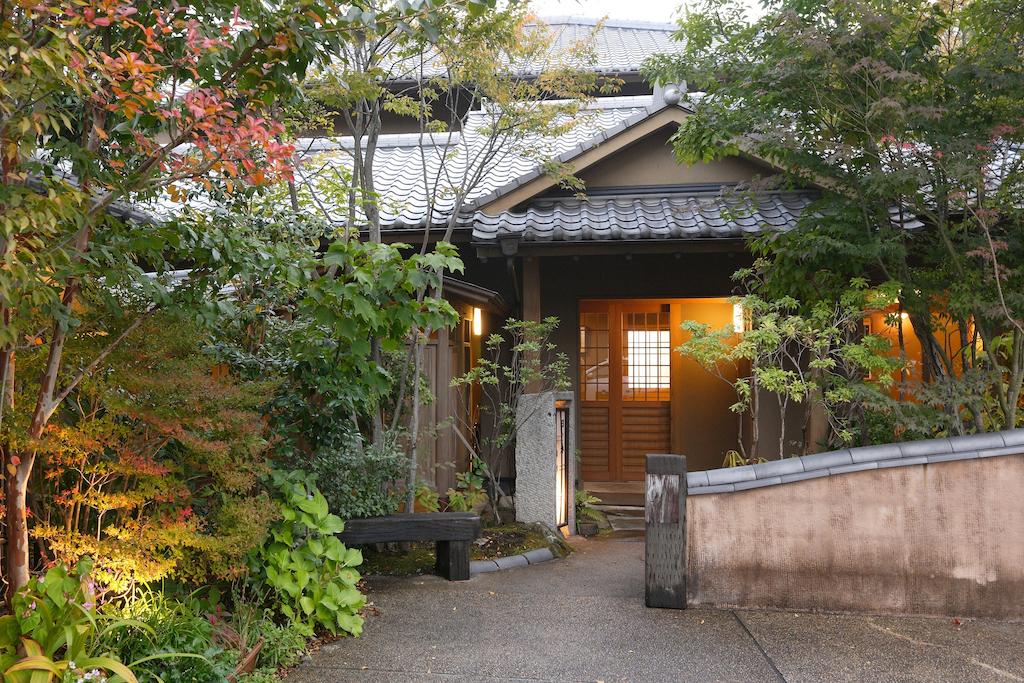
[472,307,483,336]
[732,302,746,334]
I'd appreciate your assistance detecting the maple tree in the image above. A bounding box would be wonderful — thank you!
[0,0,494,597]
[32,314,276,595]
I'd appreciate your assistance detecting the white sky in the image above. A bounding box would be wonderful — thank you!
[529,0,683,23]
[528,0,762,24]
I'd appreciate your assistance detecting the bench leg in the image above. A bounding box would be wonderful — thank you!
[435,540,471,581]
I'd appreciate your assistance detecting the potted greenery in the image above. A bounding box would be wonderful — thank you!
[575,490,603,537]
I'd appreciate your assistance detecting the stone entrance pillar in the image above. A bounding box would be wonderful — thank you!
[515,391,576,535]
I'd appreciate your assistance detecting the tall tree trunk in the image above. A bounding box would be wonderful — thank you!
[405,333,424,513]
[778,397,787,459]
[5,451,35,601]
[750,368,760,459]
[6,166,93,594]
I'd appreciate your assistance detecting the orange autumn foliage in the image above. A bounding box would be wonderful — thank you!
[24,314,279,596]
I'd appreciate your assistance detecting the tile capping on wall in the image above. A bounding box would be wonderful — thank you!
[685,429,1024,495]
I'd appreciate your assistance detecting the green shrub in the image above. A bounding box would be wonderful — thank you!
[445,457,488,512]
[254,620,307,671]
[237,670,281,683]
[575,490,603,523]
[249,470,365,637]
[226,597,308,672]
[307,428,408,519]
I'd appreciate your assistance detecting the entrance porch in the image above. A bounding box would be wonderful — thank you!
[500,250,759,484]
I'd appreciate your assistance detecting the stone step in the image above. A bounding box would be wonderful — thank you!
[585,489,644,507]
[604,514,646,532]
[594,504,645,517]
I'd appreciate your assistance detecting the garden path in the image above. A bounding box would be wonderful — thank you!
[288,534,1024,682]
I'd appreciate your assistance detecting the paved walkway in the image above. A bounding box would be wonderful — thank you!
[288,535,1024,682]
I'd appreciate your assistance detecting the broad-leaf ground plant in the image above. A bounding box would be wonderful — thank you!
[251,471,365,638]
[0,559,206,683]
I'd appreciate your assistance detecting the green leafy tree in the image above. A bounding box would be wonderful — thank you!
[301,9,620,507]
[645,0,1024,434]
[678,269,902,457]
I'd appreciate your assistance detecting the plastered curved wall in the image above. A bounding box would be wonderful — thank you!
[685,446,1024,618]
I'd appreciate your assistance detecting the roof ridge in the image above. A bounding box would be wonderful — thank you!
[476,94,654,111]
[526,187,818,205]
[295,132,462,153]
[529,16,677,32]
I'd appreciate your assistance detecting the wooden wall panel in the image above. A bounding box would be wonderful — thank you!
[417,343,439,486]
[622,402,671,479]
[580,403,611,480]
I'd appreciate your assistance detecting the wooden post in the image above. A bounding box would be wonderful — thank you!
[645,453,687,609]
[522,256,541,324]
[522,256,541,393]
[435,540,471,581]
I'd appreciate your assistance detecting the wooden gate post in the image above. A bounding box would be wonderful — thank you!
[645,453,687,609]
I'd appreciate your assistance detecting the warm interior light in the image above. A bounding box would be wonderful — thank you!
[732,303,745,334]
[472,307,482,336]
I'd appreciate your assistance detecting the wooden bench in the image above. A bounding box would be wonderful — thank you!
[338,512,482,581]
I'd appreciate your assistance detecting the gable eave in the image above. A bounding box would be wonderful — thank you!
[471,103,694,215]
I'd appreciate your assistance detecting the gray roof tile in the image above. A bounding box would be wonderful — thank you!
[780,469,830,485]
[299,97,655,230]
[829,462,879,475]
[926,452,980,464]
[753,458,805,479]
[472,190,814,243]
[979,446,1024,458]
[381,18,685,81]
[899,438,952,457]
[849,443,903,463]
[1002,429,1024,447]
[690,483,737,495]
[799,449,853,470]
[705,464,756,486]
[686,471,710,488]
[876,456,928,469]
[734,476,783,491]
[950,432,1005,452]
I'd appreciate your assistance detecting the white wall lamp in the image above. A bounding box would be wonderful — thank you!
[472,307,483,337]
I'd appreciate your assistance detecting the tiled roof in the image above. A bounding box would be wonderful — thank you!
[382,17,682,80]
[686,428,1024,495]
[470,190,815,243]
[532,17,682,74]
[299,96,660,228]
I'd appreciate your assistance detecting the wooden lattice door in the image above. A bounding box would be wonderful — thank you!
[579,301,672,482]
